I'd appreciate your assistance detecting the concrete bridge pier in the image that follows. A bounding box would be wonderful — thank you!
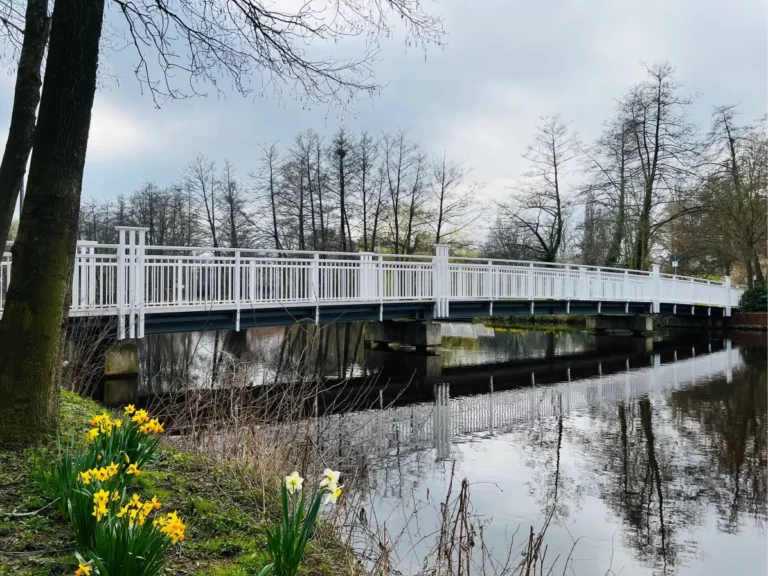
[586,315,653,336]
[104,341,139,407]
[364,348,442,386]
[365,320,442,351]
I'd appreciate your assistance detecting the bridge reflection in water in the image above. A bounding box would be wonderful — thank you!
[310,340,738,463]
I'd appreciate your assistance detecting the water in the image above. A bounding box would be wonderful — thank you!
[139,324,767,575]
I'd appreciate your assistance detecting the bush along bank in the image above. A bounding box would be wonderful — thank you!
[0,392,352,576]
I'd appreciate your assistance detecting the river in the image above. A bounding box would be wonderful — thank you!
[138,323,767,575]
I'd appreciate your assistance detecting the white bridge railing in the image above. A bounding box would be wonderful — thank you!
[1,226,742,339]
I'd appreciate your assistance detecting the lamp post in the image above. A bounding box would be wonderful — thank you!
[671,256,679,278]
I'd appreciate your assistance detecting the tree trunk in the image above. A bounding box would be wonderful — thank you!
[0,0,50,254]
[753,252,764,285]
[0,0,105,444]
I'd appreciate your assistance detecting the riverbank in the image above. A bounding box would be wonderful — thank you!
[476,315,587,332]
[0,391,354,576]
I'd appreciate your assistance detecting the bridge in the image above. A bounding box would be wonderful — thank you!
[1,226,742,339]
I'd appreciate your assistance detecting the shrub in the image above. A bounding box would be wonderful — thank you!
[739,283,768,312]
[35,404,176,574]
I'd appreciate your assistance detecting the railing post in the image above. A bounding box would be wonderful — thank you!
[528,263,535,300]
[359,253,375,301]
[311,253,320,302]
[115,226,148,339]
[116,229,126,339]
[234,250,241,331]
[579,267,587,300]
[176,258,184,305]
[433,244,450,318]
[88,244,96,308]
[486,260,494,300]
[623,270,630,301]
[137,229,146,338]
[724,276,732,317]
[652,264,660,313]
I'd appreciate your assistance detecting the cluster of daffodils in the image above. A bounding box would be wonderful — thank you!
[117,493,162,527]
[79,462,120,485]
[88,413,122,440]
[124,405,165,435]
[284,468,343,504]
[66,407,176,576]
[154,511,186,544]
[92,489,120,521]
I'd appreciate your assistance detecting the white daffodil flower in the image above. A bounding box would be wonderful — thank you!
[319,468,341,488]
[323,485,343,505]
[285,471,304,494]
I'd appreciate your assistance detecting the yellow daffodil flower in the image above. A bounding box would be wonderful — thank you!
[126,463,141,476]
[75,563,92,576]
[88,428,99,442]
[124,404,136,415]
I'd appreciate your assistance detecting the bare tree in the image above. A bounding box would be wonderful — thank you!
[706,109,768,285]
[622,63,700,270]
[582,118,639,267]
[354,132,379,252]
[499,116,579,262]
[430,152,481,246]
[183,153,220,248]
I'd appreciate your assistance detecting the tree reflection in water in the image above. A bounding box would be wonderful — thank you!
[576,346,766,574]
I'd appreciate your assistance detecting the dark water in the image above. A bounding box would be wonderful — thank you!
[139,325,767,575]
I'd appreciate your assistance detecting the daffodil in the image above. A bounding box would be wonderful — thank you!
[79,471,92,485]
[323,485,343,505]
[88,428,99,441]
[126,463,141,476]
[124,404,136,415]
[285,471,304,494]
[74,563,92,576]
[319,468,340,488]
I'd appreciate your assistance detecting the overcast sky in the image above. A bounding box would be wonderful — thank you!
[1,0,766,216]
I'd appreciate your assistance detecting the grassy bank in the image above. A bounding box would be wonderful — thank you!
[476,315,587,332]
[0,391,353,576]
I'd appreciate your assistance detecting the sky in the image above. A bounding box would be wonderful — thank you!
[0,0,766,216]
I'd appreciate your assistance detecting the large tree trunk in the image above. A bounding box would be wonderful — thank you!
[0,0,50,254]
[0,0,105,444]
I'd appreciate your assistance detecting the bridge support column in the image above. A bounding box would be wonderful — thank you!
[586,315,652,335]
[366,320,442,350]
[104,341,139,408]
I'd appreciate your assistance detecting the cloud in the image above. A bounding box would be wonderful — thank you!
[86,96,199,163]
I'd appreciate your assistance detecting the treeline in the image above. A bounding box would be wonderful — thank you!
[484,63,767,285]
[79,129,482,255]
[78,63,767,286]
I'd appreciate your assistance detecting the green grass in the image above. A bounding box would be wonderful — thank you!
[0,391,354,576]
[477,314,587,332]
